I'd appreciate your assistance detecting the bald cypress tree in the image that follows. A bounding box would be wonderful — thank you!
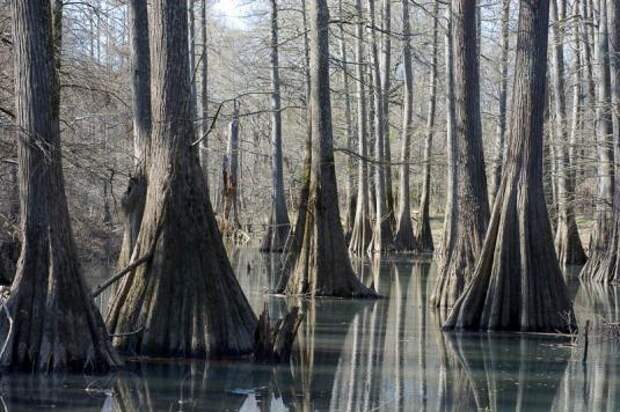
[581,0,615,281]
[415,2,439,253]
[261,0,291,252]
[0,0,120,372]
[279,0,376,297]
[117,0,151,273]
[550,0,587,266]
[430,0,490,309]
[392,0,416,252]
[444,0,576,332]
[584,0,620,283]
[348,0,373,255]
[105,0,257,357]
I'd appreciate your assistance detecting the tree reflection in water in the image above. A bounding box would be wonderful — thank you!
[7,253,620,411]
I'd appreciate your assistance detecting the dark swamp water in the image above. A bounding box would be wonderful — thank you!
[2,249,620,411]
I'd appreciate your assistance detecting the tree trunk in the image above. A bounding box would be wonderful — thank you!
[415,2,439,253]
[392,0,416,252]
[431,0,490,309]
[581,0,597,139]
[1,0,121,372]
[443,0,576,332]
[200,0,209,190]
[349,0,373,255]
[584,0,620,283]
[276,0,313,289]
[550,0,588,265]
[339,0,356,237]
[117,0,152,274]
[569,0,584,219]
[368,0,394,253]
[221,102,242,233]
[105,0,257,357]
[581,0,615,281]
[490,0,510,206]
[381,0,395,229]
[279,0,376,297]
[261,0,291,252]
[442,6,457,275]
[187,0,198,142]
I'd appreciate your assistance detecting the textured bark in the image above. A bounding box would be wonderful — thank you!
[443,0,576,332]
[261,0,291,252]
[277,0,312,289]
[581,0,615,281]
[348,0,373,255]
[550,0,588,265]
[368,0,394,253]
[431,0,490,309]
[254,305,302,363]
[381,0,395,228]
[569,0,583,207]
[392,0,416,252]
[0,0,120,373]
[200,0,209,189]
[117,0,151,273]
[187,0,198,142]
[105,0,257,357]
[581,0,597,131]
[490,0,510,206]
[442,7,457,276]
[280,0,376,297]
[339,0,356,236]
[415,2,439,253]
[584,0,620,283]
[220,103,242,232]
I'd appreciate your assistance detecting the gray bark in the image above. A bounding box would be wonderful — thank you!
[221,102,242,232]
[349,0,373,255]
[188,0,198,142]
[105,0,257,357]
[339,0,356,236]
[442,7,457,270]
[368,0,394,253]
[1,0,121,372]
[550,0,587,265]
[277,0,312,286]
[393,0,416,251]
[490,0,510,205]
[584,0,620,283]
[280,0,376,297]
[431,0,490,309]
[581,0,615,281]
[200,0,209,190]
[415,2,440,253]
[444,0,576,332]
[381,0,395,228]
[117,0,152,275]
[261,0,291,252]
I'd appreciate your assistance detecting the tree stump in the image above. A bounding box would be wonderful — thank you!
[254,305,303,363]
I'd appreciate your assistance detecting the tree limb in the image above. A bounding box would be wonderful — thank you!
[92,253,152,298]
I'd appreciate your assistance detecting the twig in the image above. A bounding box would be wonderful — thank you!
[92,253,152,297]
[191,101,224,147]
[92,217,165,297]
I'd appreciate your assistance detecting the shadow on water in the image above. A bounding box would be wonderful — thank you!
[4,251,620,411]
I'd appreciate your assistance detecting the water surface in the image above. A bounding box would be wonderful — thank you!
[2,250,619,411]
